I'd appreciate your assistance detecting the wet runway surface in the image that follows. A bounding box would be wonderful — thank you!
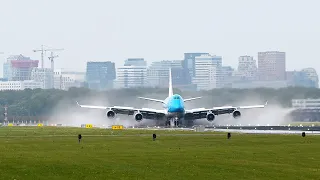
[207,125,320,131]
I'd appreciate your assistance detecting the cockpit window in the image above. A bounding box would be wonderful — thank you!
[174,96,180,99]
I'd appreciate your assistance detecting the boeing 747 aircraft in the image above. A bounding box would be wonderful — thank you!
[77,69,267,127]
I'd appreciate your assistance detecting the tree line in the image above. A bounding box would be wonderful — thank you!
[0,86,319,122]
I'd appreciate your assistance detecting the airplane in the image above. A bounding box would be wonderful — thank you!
[76,68,268,127]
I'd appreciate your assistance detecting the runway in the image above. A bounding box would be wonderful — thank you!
[130,125,320,135]
[206,125,320,131]
[6,123,320,135]
[209,129,320,134]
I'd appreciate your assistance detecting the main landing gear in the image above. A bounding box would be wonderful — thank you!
[166,117,180,128]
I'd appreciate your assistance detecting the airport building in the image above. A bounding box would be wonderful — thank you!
[258,51,286,81]
[0,80,42,91]
[192,54,222,90]
[86,61,116,90]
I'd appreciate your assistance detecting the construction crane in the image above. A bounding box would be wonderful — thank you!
[48,51,59,71]
[33,45,64,68]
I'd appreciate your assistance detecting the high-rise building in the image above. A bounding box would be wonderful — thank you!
[115,66,147,88]
[221,66,234,88]
[287,68,319,88]
[114,59,147,88]
[3,55,39,81]
[86,61,116,90]
[258,51,286,81]
[31,68,54,89]
[192,54,222,90]
[124,58,147,66]
[183,53,209,78]
[301,68,319,88]
[146,60,186,87]
[54,69,86,90]
[237,56,258,80]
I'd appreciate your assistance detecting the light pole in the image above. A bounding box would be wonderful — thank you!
[4,105,8,125]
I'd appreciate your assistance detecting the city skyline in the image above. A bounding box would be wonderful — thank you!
[1,0,320,75]
[0,51,318,91]
[0,50,314,74]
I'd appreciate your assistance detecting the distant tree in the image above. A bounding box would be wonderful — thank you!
[0,86,320,122]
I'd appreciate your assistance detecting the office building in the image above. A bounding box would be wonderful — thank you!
[124,58,147,66]
[115,66,147,88]
[54,69,86,90]
[86,61,116,90]
[3,55,39,81]
[192,54,222,90]
[237,56,258,80]
[183,53,209,78]
[221,66,234,88]
[114,58,147,88]
[31,68,54,89]
[258,51,286,81]
[146,60,185,87]
[287,68,319,88]
[301,68,319,88]
[0,80,42,91]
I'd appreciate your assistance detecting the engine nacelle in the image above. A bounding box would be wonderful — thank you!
[106,110,115,119]
[206,112,215,122]
[134,112,143,122]
[233,110,241,119]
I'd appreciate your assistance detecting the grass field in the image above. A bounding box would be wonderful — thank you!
[0,127,319,180]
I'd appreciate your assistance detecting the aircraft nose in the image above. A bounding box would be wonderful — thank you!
[170,100,183,112]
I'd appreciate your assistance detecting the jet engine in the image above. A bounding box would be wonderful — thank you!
[106,110,115,119]
[206,112,215,122]
[233,110,241,119]
[134,112,143,122]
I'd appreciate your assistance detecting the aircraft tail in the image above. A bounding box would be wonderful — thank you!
[169,68,173,96]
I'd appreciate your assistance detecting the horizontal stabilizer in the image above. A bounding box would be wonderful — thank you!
[183,97,202,102]
[138,97,165,104]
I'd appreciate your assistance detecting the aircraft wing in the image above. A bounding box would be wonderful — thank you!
[138,97,165,104]
[76,101,166,120]
[185,101,267,120]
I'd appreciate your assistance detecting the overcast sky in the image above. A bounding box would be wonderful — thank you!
[0,0,319,75]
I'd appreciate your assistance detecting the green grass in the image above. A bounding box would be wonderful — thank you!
[0,127,319,180]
